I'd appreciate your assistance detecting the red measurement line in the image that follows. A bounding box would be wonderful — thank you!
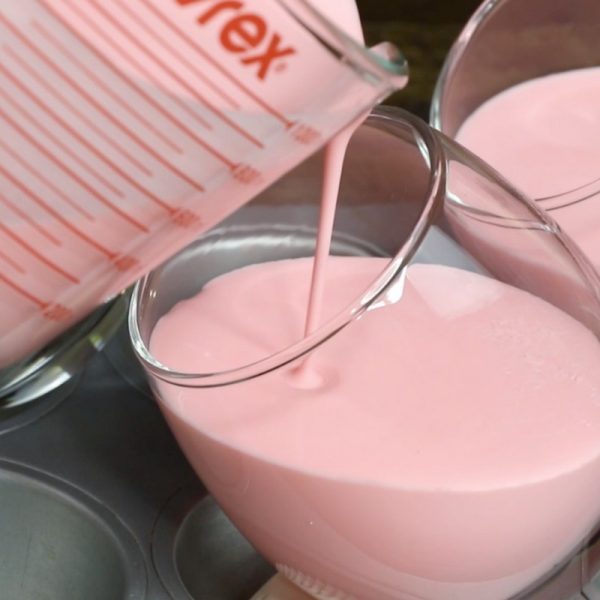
[0,134,94,222]
[89,0,264,149]
[0,97,148,233]
[141,0,294,128]
[62,0,212,132]
[0,57,181,216]
[114,0,240,111]
[0,221,80,284]
[32,20,182,156]
[0,193,60,246]
[0,248,25,274]
[0,271,46,308]
[5,45,152,178]
[0,14,204,192]
[56,0,235,170]
[0,69,121,205]
[0,163,117,259]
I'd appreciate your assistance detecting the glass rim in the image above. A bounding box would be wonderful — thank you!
[128,106,447,388]
[429,0,600,206]
[429,0,500,134]
[284,0,409,90]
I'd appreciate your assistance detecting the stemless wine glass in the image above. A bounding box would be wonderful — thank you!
[130,106,600,600]
[430,0,600,275]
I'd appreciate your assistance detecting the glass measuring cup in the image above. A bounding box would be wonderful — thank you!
[430,0,600,273]
[0,0,407,397]
[131,106,600,600]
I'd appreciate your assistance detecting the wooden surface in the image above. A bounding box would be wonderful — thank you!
[356,0,482,118]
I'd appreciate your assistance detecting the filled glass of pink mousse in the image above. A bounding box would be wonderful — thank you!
[431,0,600,277]
[130,107,600,600]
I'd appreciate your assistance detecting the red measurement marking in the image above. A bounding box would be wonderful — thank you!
[33,20,182,156]
[0,135,94,222]
[0,221,80,284]
[290,123,321,145]
[0,248,25,274]
[0,163,117,259]
[0,98,148,233]
[171,208,202,228]
[140,0,294,128]
[0,58,182,215]
[115,0,240,110]
[0,14,203,192]
[232,164,262,184]
[5,45,152,178]
[0,193,61,246]
[0,78,122,201]
[0,196,62,246]
[0,271,46,308]
[43,303,73,321]
[89,0,264,149]
[0,96,103,221]
[112,254,139,271]
[61,0,212,132]
[1,53,186,214]
[55,1,235,171]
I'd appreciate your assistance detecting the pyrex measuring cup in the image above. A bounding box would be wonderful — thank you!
[430,0,600,273]
[131,107,600,600]
[0,1,407,376]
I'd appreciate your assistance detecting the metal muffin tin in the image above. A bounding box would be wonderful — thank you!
[0,337,276,600]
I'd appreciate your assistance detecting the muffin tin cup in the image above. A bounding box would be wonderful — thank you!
[0,459,146,600]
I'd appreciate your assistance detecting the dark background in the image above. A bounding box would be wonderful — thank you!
[355,0,482,118]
